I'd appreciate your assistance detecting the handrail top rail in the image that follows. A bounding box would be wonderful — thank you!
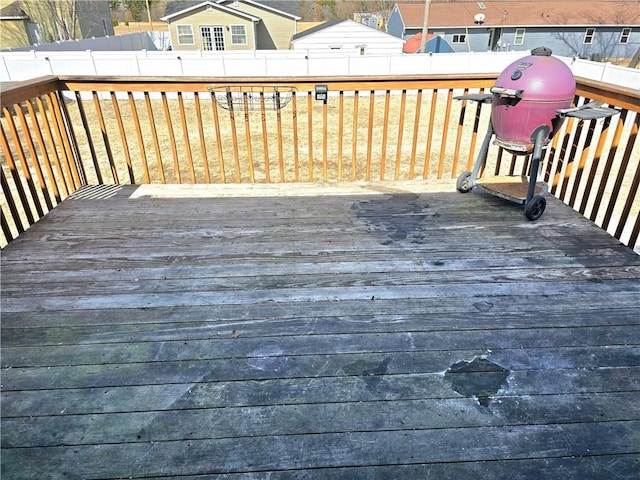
[1,74,499,108]
[0,75,60,109]
[574,76,640,112]
[55,72,498,84]
[56,73,498,94]
[3,73,637,112]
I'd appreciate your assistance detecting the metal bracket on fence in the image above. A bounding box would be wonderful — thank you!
[208,86,295,111]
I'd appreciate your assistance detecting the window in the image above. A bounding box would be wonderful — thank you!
[452,34,466,43]
[230,25,247,45]
[620,28,631,44]
[583,28,595,44]
[514,28,525,45]
[177,25,194,45]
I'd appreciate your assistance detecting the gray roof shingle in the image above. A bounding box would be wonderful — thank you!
[163,0,300,19]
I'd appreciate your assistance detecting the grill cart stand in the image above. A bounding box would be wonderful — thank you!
[455,110,550,220]
[454,47,618,221]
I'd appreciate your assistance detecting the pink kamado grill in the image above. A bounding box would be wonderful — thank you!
[456,46,618,220]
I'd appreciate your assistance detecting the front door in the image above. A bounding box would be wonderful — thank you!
[201,26,225,51]
[488,27,503,51]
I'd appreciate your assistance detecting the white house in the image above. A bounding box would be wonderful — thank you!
[291,19,404,55]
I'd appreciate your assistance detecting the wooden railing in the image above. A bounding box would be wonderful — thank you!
[1,74,638,250]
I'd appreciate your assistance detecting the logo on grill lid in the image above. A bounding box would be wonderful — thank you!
[511,61,533,80]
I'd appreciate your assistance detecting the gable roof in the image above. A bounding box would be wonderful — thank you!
[291,19,344,41]
[163,0,299,20]
[160,2,260,22]
[396,1,640,28]
[161,1,260,22]
[0,1,29,20]
[218,0,300,20]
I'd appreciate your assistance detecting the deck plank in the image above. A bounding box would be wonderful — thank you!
[3,422,640,478]
[4,392,640,448]
[2,182,639,479]
[3,367,640,418]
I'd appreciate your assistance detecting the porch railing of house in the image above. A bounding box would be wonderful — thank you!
[1,74,638,250]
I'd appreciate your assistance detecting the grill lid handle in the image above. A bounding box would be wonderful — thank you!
[490,87,524,99]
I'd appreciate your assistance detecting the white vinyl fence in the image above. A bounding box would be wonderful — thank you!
[1,42,638,89]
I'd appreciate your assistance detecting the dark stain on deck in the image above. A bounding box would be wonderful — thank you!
[341,356,392,391]
[445,357,510,407]
[352,193,429,244]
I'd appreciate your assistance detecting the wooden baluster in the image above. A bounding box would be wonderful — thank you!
[128,92,150,184]
[73,92,102,184]
[144,92,166,184]
[409,89,423,179]
[2,108,43,218]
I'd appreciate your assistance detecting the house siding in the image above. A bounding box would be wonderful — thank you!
[386,5,405,39]
[168,9,255,51]
[76,0,114,38]
[0,19,31,49]
[224,1,296,49]
[531,26,640,59]
[388,2,639,59]
[11,0,112,44]
[449,26,640,58]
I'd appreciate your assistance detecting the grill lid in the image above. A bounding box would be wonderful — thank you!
[494,46,575,102]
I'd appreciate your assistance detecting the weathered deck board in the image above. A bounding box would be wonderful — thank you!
[1,182,639,479]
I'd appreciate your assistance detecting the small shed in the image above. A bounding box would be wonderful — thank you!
[291,19,404,55]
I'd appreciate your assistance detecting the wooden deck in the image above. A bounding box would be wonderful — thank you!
[1,182,639,479]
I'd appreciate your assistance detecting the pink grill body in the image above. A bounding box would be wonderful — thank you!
[491,51,576,153]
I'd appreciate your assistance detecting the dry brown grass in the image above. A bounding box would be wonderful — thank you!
[65,90,493,186]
